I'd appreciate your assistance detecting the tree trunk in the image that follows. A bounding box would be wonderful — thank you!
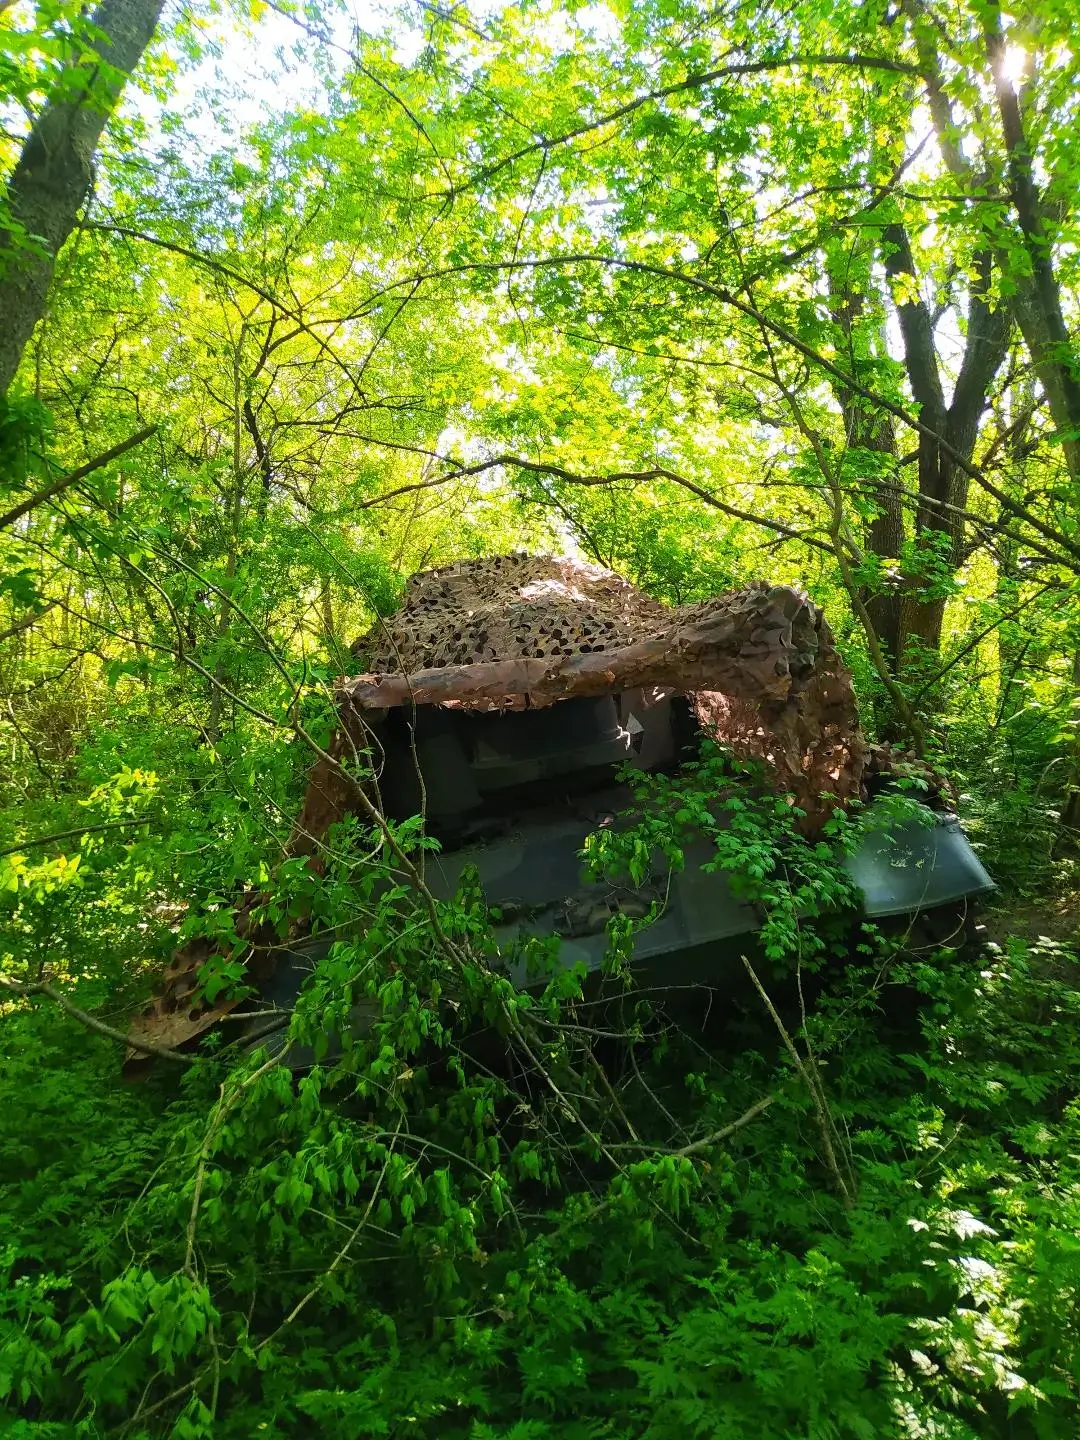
[1057,649,1080,846]
[206,346,246,743]
[992,533,1024,726]
[883,224,1009,666]
[0,0,166,395]
[984,9,1080,847]
[882,221,950,662]
[825,267,905,675]
[864,452,905,677]
[985,9,1080,484]
[1011,275,1080,483]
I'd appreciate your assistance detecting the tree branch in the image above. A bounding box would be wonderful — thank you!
[366,250,1079,563]
[361,454,835,553]
[444,53,923,196]
[0,425,157,530]
[0,601,57,645]
[0,819,142,859]
[0,974,198,1063]
[673,1095,777,1156]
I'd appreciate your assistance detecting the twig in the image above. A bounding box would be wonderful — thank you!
[184,1082,226,1279]
[220,1016,289,1049]
[586,1048,642,1144]
[0,819,142,859]
[184,1044,292,1279]
[740,956,855,1207]
[0,974,197,1063]
[258,1119,401,1345]
[606,1094,777,1155]
[0,601,57,645]
[673,1095,777,1156]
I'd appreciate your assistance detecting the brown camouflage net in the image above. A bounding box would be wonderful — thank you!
[361,553,669,672]
[345,554,864,819]
[128,555,865,1066]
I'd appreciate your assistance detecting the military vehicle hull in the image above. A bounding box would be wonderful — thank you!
[131,559,995,1069]
[248,784,995,1064]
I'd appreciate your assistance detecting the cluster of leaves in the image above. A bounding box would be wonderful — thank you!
[583,742,864,966]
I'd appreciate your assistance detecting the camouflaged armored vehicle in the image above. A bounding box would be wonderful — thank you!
[129,555,994,1062]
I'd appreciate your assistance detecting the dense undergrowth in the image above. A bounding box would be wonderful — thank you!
[2,741,1078,1439]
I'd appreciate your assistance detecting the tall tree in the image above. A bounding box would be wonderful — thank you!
[0,0,166,394]
[983,4,1080,485]
[880,223,1010,661]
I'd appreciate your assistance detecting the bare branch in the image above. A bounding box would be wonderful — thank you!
[360,453,835,553]
[0,974,197,1063]
[0,425,157,531]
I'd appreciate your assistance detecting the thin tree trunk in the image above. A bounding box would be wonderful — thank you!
[986,384,1037,726]
[826,267,905,676]
[320,585,335,645]
[0,0,166,394]
[1057,650,1080,844]
[207,348,247,744]
[992,534,1023,726]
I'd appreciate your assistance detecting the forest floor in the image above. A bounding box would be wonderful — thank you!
[985,869,1080,950]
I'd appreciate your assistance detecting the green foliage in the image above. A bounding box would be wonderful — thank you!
[584,743,867,975]
[4,0,1080,1433]
[1,758,1079,1437]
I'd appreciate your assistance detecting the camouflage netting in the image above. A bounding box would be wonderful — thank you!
[362,553,670,672]
[321,553,866,832]
[129,555,866,1065]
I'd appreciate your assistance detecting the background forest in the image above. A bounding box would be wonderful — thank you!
[2,0,1080,1434]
